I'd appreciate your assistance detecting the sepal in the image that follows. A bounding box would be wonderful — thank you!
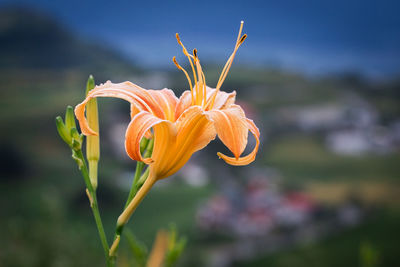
[70,128,83,150]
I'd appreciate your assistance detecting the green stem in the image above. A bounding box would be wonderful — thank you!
[111,138,154,259]
[124,161,145,209]
[75,150,113,267]
[124,138,154,209]
[91,193,112,267]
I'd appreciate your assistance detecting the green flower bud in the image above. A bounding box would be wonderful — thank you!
[140,138,149,154]
[85,75,95,96]
[55,116,72,145]
[85,75,100,190]
[65,105,76,131]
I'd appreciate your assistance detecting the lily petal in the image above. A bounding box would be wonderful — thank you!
[125,111,176,164]
[175,87,236,119]
[75,81,172,135]
[218,118,260,165]
[207,104,248,159]
[102,81,167,118]
[148,88,178,121]
[176,106,217,152]
[175,90,192,120]
[130,103,141,119]
[205,86,236,110]
[153,106,216,179]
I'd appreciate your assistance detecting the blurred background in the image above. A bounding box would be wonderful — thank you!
[1,0,399,266]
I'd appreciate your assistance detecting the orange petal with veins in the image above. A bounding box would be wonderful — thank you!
[125,111,176,164]
[175,90,192,120]
[207,104,248,159]
[148,88,178,121]
[205,86,236,110]
[217,118,260,165]
[153,106,216,179]
[75,81,173,135]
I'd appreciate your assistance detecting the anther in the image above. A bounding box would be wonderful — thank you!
[239,34,247,45]
[175,33,182,45]
[172,56,181,69]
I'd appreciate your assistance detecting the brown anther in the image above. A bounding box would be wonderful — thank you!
[175,33,182,45]
[239,34,247,45]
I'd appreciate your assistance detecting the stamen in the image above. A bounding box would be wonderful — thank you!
[192,49,200,105]
[201,71,207,107]
[194,59,204,105]
[216,27,245,90]
[173,56,194,103]
[193,49,207,107]
[216,40,244,89]
[176,33,198,103]
[175,33,183,45]
[237,21,245,43]
[239,34,247,45]
[206,21,246,110]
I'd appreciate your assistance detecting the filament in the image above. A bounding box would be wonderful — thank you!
[176,33,198,104]
[173,56,194,104]
[206,21,246,110]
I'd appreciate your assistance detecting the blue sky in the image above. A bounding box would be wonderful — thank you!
[2,0,400,77]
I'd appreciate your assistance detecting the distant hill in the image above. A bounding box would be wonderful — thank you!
[0,7,146,149]
[0,7,140,73]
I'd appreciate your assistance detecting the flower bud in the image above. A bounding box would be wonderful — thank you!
[65,106,76,131]
[140,138,149,154]
[70,128,83,150]
[85,75,100,190]
[55,116,72,145]
[85,74,95,96]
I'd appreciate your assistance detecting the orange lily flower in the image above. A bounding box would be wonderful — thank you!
[75,22,259,230]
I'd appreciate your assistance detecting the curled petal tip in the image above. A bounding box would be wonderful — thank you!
[74,103,99,136]
[143,158,154,164]
[216,118,260,166]
[82,129,99,136]
[217,151,256,166]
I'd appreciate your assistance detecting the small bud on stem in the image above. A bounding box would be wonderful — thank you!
[85,75,100,190]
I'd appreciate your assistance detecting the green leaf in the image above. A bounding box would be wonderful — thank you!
[360,241,380,267]
[125,229,148,267]
[165,225,187,267]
